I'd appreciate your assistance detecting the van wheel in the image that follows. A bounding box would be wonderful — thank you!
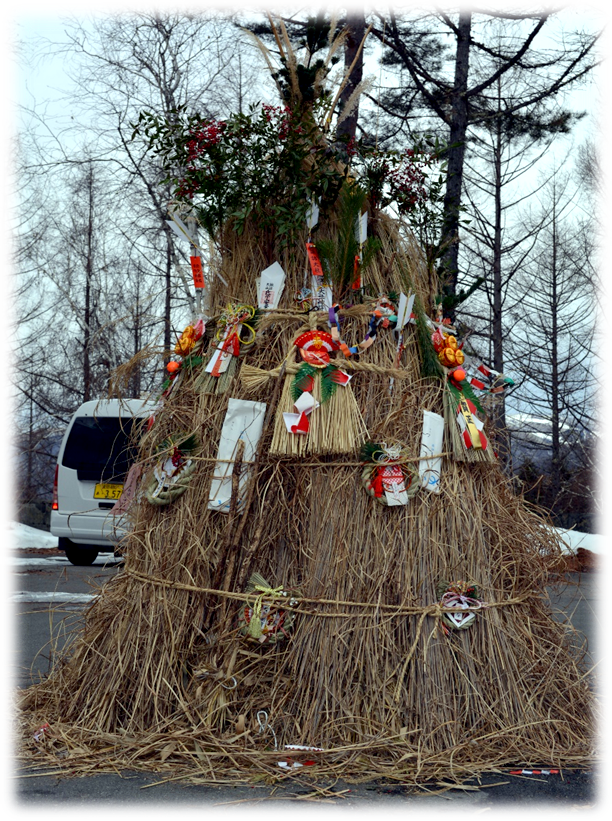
[64,543,99,566]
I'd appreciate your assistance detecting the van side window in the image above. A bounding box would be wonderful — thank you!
[62,417,137,482]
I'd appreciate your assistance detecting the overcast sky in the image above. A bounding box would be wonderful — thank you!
[12,4,604,158]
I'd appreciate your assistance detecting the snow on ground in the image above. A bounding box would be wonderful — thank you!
[11,591,95,604]
[8,522,58,550]
[11,554,119,568]
[554,528,605,555]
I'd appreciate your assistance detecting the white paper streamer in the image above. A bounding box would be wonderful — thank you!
[306,201,320,230]
[395,292,415,332]
[208,399,267,513]
[419,410,445,493]
[356,210,368,244]
[165,215,197,246]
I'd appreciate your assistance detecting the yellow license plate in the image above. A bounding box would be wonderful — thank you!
[94,483,123,500]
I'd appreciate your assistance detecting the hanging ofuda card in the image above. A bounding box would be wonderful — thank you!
[419,410,445,493]
[256,262,286,309]
[208,399,267,513]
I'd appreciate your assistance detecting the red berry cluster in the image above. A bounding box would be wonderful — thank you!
[185,120,226,160]
[389,150,431,213]
[262,104,292,140]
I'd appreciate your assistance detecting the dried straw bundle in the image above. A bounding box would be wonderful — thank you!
[269,348,368,456]
[18,214,594,787]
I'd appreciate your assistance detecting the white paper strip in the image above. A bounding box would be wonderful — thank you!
[166,215,196,246]
[293,391,319,415]
[356,210,368,244]
[385,489,409,506]
[306,201,320,230]
[208,399,267,513]
[457,408,484,433]
[396,292,415,332]
[419,410,445,493]
[256,262,286,309]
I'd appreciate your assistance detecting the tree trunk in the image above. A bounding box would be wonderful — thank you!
[83,164,94,402]
[132,277,142,398]
[491,107,510,469]
[335,10,366,145]
[164,229,173,358]
[438,11,472,314]
[550,205,561,508]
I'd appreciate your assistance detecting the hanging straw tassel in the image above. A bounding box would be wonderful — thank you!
[239,363,274,394]
[270,367,368,456]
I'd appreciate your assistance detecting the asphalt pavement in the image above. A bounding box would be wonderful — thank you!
[10,549,602,811]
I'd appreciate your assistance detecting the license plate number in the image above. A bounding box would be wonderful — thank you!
[94,483,123,500]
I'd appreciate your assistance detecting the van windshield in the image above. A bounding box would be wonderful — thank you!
[62,416,138,482]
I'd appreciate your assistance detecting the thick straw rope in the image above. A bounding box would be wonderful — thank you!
[120,567,536,706]
[241,359,416,384]
[181,451,451,466]
[121,568,535,616]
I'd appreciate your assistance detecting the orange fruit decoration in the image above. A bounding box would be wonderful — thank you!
[167,361,180,374]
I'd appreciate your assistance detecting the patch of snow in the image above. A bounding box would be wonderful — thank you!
[10,555,120,568]
[555,528,605,555]
[11,556,71,568]
[8,522,58,550]
[11,591,95,604]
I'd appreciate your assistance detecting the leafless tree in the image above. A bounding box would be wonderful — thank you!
[509,169,598,520]
[370,9,599,312]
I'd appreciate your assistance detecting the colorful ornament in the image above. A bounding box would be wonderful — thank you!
[361,441,419,506]
[206,303,256,378]
[145,433,198,506]
[289,329,351,418]
[294,285,313,312]
[238,572,298,644]
[174,319,204,357]
[462,356,515,396]
[270,324,366,456]
[195,304,258,396]
[328,295,398,357]
[436,580,484,635]
[443,380,496,464]
[166,361,180,374]
[432,328,465,368]
[294,329,339,368]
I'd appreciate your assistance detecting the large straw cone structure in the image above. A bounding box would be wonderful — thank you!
[18,211,594,785]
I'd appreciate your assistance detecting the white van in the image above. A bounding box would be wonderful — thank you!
[51,398,155,565]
